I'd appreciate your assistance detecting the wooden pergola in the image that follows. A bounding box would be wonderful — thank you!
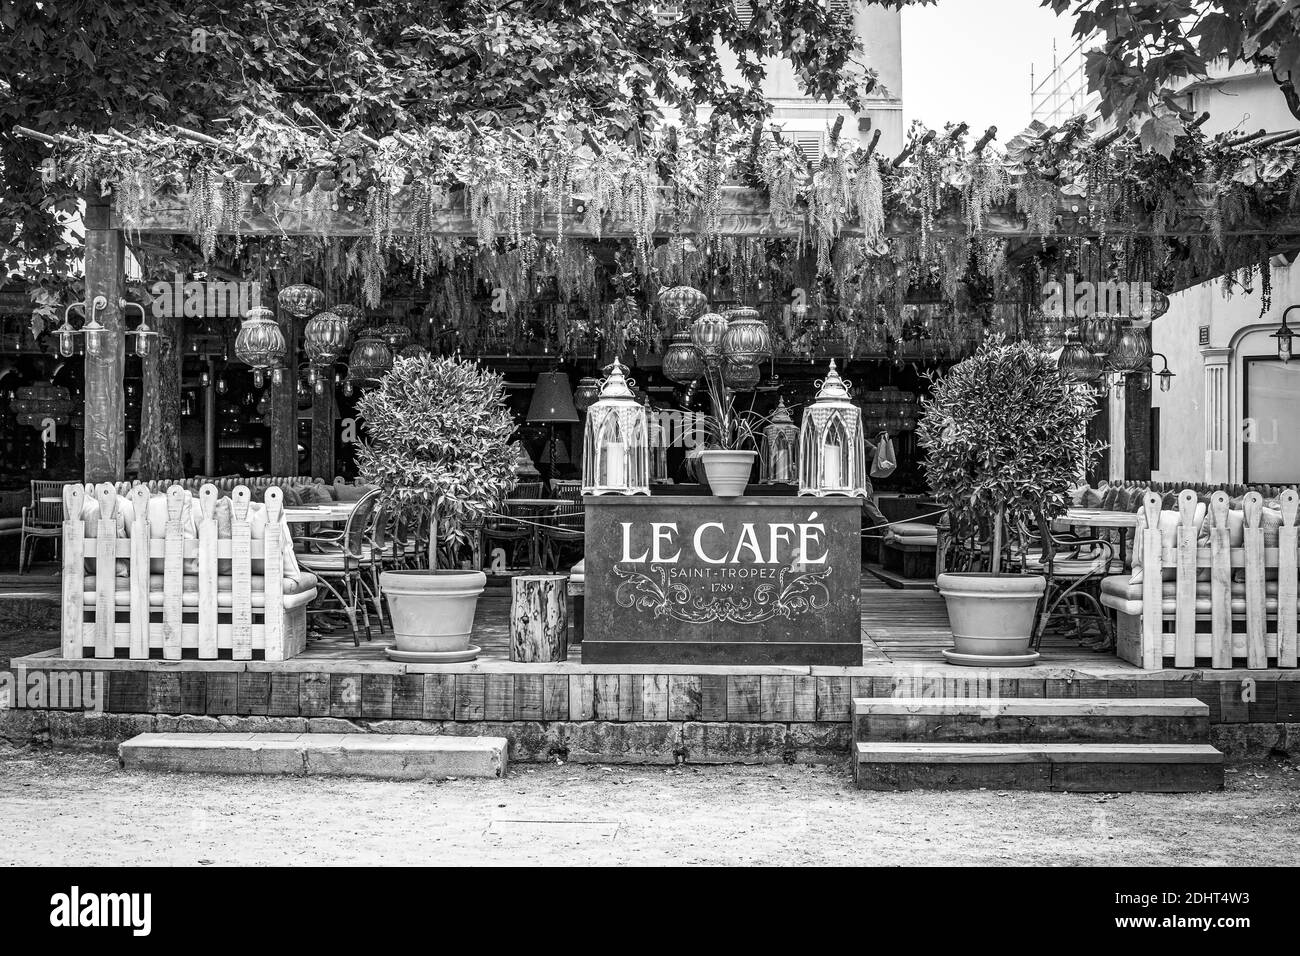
[76,183,1300,483]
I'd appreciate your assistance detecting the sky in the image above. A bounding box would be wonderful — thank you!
[901,0,1083,140]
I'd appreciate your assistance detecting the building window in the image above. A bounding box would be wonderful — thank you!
[1243,356,1300,482]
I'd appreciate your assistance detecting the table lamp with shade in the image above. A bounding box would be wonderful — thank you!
[527,371,580,481]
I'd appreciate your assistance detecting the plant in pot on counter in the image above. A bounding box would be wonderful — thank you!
[916,336,1101,666]
[356,354,518,662]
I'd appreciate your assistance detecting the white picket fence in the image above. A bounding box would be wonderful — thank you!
[61,483,313,661]
[1114,489,1300,669]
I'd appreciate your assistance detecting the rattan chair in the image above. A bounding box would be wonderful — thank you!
[20,480,65,573]
[294,488,385,645]
[537,501,584,572]
[1013,519,1116,651]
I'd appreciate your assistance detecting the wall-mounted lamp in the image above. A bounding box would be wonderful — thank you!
[55,295,108,359]
[1272,305,1298,364]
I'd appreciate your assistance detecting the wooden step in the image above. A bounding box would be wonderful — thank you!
[854,741,1224,792]
[854,697,1210,744]
[120,732,507,779]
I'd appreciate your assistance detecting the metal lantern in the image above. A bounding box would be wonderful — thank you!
[303,310,350,366]
[722,307,772,364]
[647,402,670,482]
[333,304,366,333]
[1058,337,1104,383]
[277,283,324,318]
[235,307,288,388]
[573,376,602,412]
[344,329,393,388]
[1273,306,1298,364]
[722,359,761,392]
[658,285,708,330]
[376,321,412,351]
[399,343,428,360]
[1143,289,1170,321]
[581,360,650,496]
[798,360,868,498]
[1107,326,1151,374]
[663,330,705,384]
[691,312,729,359]
[761,396,799,484]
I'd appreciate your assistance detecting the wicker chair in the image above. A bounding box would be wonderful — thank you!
[537,501,584,572]
[482,482,544,570]
[1013,519,1116,651]
[20,480,65,573]
[294,488,385,644]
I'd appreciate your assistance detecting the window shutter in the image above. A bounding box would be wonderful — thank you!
[794,132,823,164]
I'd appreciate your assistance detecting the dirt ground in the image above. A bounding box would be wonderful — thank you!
[1,746,1297,866]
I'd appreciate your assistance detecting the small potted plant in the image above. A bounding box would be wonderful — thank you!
[696,369,761,497]
[916,337,1100,665]
[356,354,518,662]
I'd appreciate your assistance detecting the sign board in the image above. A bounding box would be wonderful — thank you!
[582,496,862,664]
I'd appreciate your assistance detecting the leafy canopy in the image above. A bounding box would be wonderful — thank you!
[354,354,518,544]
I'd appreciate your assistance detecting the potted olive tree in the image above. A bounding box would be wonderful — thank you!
[356,354,518,662]
[917,337,1100,665]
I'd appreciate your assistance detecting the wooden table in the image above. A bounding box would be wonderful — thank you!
[1063,508,1139,570]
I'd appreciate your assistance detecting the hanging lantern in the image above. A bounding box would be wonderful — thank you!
[333,304,366,333]
[234,307,288,388]
[1272,306,1298,364]
[1076,316,1119,353]
[798,360,868,498]
[12,383,72,428]
[760,396,799,484]
[657,285,708,330]
[399,343,428,360]
[1142,289,1170,321]
[573,376,602,412]
[344,329,394,388]
[722,359,761,392]
[1107,326,1151,374]
[722,307,772,364]
[662,330,705,384]
[1058,338,1104,383]
[303,310,350,367]
[122,300,161,358]
[377,321,412,351]
[581,360,650,496]
[277,283,324,318]
[690,312,729,359]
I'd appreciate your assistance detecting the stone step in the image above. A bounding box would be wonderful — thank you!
[120,733,507,779]
[854,741,1224,792]
[853,697,1210,744]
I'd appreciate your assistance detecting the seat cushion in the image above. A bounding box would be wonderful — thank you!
[890,521,937,537]
[296,547,373,571]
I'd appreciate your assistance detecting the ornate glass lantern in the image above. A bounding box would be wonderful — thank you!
[235,307,288,387]
[1142,289,1170,321]
[399,343,428,360]
[1107,326,1151,373]
[722,307,772,365]
[1076,316,1120,353]
[658,285,708,331]
[343,329,393,392]
[303,310,350,393]
[573,376,602,411]
[663,330,704,384]
[691,312,729,359]
[277,283,324,318]
[761,396,799,484]
[722,359,761,391]
[1058,337,1104,383]
[377,321,412,351]
[581,360,650,496]
[798,360,868,498]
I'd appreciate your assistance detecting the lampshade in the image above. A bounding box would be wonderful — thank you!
[527,371,580,423]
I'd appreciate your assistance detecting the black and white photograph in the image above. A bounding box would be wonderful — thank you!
[0,0,1296,910]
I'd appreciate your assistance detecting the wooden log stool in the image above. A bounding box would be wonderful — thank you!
[509,574,569,662]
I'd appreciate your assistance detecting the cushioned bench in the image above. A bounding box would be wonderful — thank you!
[879,521,938,580]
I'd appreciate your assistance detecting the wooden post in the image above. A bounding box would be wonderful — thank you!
[83,200,125,482]
[311,370,335,479]
[138,312,183,479]
[509,574,569,662]
[204,358,217,475]
[269,306,299,476]
[1124,374,1152,480]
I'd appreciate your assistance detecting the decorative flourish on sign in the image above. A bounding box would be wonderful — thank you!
[613,564,832,625]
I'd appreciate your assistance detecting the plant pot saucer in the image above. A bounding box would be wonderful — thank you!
[942,648,1040,667]
[384,644,481,663]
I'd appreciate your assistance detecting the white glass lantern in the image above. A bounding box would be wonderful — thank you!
[647,403,670,483]
[581,360,650,496]
[798,360,868,498]
[760,396,799,484]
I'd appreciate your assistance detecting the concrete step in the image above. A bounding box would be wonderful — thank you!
[120,733,507,779]
[854,741,1224,792]
[853,697,1210,744]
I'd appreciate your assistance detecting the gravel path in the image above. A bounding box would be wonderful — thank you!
[1,747,1297,866]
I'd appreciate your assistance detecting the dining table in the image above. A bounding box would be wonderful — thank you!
[1063,507,1140,570]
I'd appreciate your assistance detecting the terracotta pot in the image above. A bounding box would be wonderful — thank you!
[936,572,1046,658]
[380,569,486,653]
[700,450,757,497]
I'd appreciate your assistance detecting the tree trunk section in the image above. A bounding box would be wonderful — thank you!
[137,312,183,479]
[509,574,568,662]
[82,200,125,482]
